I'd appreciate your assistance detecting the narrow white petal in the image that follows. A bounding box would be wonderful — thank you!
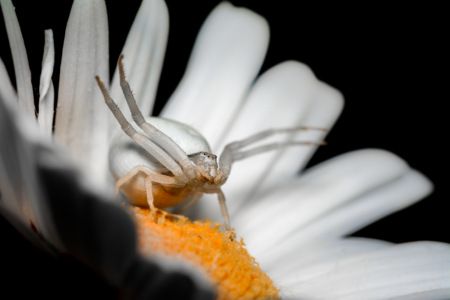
[0,57,17,106]
[0,0,35,119]
[38,30,55,136]
[282,242,450,300]
[38,81,54,136]
[235,149,408,258]
[161,2,269,150]
[268,237,391,281]
[54,0,110,185]
[109,0,168,136]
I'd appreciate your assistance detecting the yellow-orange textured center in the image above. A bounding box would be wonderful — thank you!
[132,207,280,300]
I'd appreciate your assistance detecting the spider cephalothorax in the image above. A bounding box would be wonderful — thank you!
[189,152,226,185]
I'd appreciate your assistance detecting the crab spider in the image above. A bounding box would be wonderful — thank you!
[96,55,326,231]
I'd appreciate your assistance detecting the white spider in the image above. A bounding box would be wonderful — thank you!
[96,55,326,230]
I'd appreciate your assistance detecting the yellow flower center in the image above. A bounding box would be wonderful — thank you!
[132,207,280,300]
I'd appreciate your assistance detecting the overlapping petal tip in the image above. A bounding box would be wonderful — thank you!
[0,0,35,120]
[280,241,450,300]
[38,29,55,136]
[109,0,168,136]
[161,1,270,150]
[54,0,110,186]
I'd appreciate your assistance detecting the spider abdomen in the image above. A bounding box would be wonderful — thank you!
[109,116,210,206]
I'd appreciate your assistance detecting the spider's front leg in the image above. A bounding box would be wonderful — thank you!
[219,126,327,177]
[115,165,186,212]
[143,173,186,217]
[114,165,158,199]
[216,189,230,231]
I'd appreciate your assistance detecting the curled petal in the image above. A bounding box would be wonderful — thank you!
[54,0,110,185]
[109,0,168,136]
[161,2,269,150]
[0,0,35,120]
[38,29,55,136]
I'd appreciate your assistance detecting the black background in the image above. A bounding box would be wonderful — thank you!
[0,1,447,299]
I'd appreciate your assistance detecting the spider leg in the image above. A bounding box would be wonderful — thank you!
[117,55,196,179]
[232,140,327,161]
[144,173,186,218]
[175,192,203,214]
[115,165,158,199]
[217,189,230,231]
[224,126,326,152]
[96,76,189,184]
[219,127,327,177]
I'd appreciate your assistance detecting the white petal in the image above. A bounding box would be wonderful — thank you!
[235,149,408,258]
[160,2,269,150]
[109,0,168,136]
[0,89,63,252]
[282,242,450,300]
[269,237,392,282]
[388,289,450,300]
[258,81,343,197]
[283,169,431,253]
[228,80,343,220]
[0,0,35,120]
[0,56,17,107]
[260,169,432,270]
[38,30,55,136]
[54,0,110,185]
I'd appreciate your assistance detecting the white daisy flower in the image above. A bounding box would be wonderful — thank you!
[0,1,448,299]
